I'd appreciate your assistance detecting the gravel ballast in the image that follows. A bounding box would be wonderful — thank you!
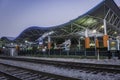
[0,57,120,80]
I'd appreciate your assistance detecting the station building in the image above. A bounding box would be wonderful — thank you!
[1,0,120,57]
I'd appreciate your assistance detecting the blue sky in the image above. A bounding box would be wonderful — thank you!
[0,0,120,38]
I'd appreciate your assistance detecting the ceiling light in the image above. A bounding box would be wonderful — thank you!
[114,31,117,34]
[92,29,96,33]
[101,25,104,28]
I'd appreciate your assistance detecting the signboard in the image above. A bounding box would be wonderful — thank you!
[108,40,119,51]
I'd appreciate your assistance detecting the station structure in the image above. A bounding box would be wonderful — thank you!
[0,0,120,57]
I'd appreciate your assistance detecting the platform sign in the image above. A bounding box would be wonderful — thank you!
[108,40,119,51]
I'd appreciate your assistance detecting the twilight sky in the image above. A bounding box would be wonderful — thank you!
[0,0,120,38]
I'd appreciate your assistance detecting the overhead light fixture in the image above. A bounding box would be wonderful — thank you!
[2,46,5,49]
[101,25,104,28]
[80,36,84,39]
[92,29,96,33]
[25,40,28,43]
[114,31,117,34]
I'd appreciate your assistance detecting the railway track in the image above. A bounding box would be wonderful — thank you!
[0,63,77,80]
[0,56,119,74]
[0,70,22,80]
[0,71,20,80]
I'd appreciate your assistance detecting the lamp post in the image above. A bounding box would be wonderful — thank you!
[92,30,99,60]
[92,30,97,55]
[25,40,28,48]
[48,36,51,56]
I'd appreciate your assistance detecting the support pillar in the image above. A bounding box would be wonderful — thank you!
[103,19,109,47]
[85,29,90,48]
[48,36,51,49]
[104,19,107,35]
[85,37,90,48]
[78,38,81,50]
[103,35,109,47]
[48,36,51,55]
[95,38,100,60]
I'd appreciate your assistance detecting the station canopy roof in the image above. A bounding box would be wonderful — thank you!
[1,0,120,42]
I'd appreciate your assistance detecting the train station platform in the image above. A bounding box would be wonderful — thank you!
[15,56,120,66]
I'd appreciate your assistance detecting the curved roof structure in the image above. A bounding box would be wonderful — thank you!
[50,0,120,38]
[15,26,51,42]
[1,0,120,42]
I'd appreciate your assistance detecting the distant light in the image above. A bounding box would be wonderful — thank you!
[80,36,84,39]
[114,31,117,34]
[39,41,43,45]
[92,29,96,33]
[90,43,95,46]
[101,25,104,28]
[111,41,115,45]
[25,40,28,43]
[3,46,5,49]
[11,43,13,45]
